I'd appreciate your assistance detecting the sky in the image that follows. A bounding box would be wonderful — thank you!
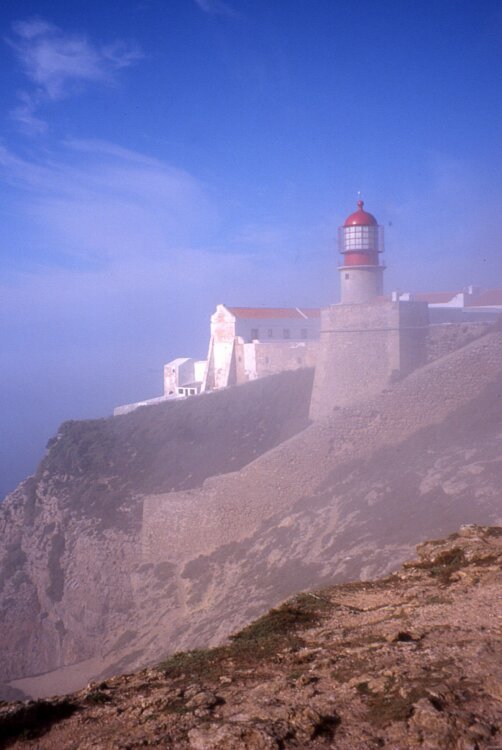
[1,0,502,499]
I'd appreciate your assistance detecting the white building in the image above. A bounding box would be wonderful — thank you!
[114,288,501,416]
[113,304,320,415]
[203,305,320,391]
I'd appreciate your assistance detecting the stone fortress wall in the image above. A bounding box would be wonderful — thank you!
[309,300,429,419]
[426,320,494,362]
[141,326,501,565]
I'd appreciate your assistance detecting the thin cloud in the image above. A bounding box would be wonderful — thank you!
[10,91,48,135]
[0,140,216,264]
[7,18,142,132]
[194,0,238,18]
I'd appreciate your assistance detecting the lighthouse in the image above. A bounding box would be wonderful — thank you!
[338,200,384,304]
[309,198,429,419]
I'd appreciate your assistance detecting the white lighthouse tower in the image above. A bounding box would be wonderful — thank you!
[338,199,384,304]
[309,198,429,419]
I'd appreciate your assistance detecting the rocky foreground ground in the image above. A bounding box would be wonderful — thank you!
[1,524,501,749]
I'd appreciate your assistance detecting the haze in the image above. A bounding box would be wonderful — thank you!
[2,0,502,499]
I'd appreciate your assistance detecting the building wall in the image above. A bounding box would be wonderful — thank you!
[164,358,201,396]
[194,360,207,383]
[339,266,384,304]
[164,359,188,396]
[203,304,321,391]
[309,300,428,420]
[204,340,236,390]
[253,341,318,377]
[234,316,320,343]
[203,305,238,390]
[210,305,237,342]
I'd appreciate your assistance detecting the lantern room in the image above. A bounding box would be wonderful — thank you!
[338,200,385,304]
[338,200,383,266]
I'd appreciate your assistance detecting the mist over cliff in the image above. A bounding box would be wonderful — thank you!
[1,325,501,701]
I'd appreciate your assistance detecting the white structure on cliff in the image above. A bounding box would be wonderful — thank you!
[203,305,319,391]
[114,305,320,415]
[114,198,502,417]
[310,200,430,418]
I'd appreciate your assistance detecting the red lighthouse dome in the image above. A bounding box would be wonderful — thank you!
[343,200,377,227]
[338,198,385,304]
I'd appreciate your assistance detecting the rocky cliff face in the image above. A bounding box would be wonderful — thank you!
[1,524,501,749]
[1,329,502,702]
[0,370,314,699]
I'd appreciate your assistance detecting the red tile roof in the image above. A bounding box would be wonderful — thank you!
[226,306,320,320]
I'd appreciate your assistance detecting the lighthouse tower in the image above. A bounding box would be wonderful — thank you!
[338,200,384,304]
[309,199,429,420]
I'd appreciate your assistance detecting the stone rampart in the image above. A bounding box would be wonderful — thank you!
[309,300,428,419]
[426,321,493,363]
[141,331,502,565]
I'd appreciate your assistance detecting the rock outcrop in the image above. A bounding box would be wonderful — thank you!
[1,524,501,749]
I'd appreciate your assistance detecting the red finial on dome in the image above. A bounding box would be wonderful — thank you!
[343,199,377,227]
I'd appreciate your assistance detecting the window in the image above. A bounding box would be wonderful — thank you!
[177,388,184,395]
[268,328,273,338]
[265,356,270,364]
[342,225,377,252]
[283,328,290,339]
[300,328,308,339]
[296,357,302,364]
[189,389,196,395]
[345,273,350,280]
[251,328,259,340]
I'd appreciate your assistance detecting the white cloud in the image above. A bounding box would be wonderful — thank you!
[7,18,142,132]
[0,138,335,311]
[9,90,48,135]
[0,140,221,267]
[11,18,57,40]
[194,0,238,17]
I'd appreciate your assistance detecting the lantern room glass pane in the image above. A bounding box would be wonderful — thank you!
[338,224,384,254]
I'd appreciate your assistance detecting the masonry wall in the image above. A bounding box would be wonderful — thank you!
[339,265,384,304]
[309,300,428,420]
[141,330,502,565]
[235,316,320,343]
[253,341,318,376]
[398,300,430,375]
[426,322,493,363]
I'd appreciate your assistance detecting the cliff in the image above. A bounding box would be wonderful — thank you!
[1,327,501,702]
[0,369,314,699]
[1,524,501,749]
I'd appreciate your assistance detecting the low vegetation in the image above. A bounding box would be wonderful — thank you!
[158,591,332,682]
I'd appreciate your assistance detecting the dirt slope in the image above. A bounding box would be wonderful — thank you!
[1,525,501,750]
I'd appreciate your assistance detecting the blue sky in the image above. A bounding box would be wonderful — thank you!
[1,0,502,498]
